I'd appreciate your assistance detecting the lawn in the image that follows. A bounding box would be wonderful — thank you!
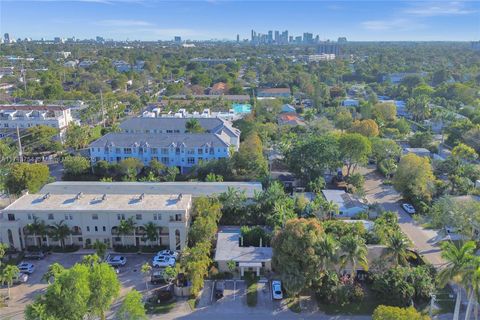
[145,299,176,314]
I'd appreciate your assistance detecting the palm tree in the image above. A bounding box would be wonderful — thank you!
[2,265,20,298]
[322,200,339,220]
[141,263,152,291]
[185,119,204,133]
[463,258,480,320]
[41,263,65,284]
[382,231,415,266]
[25,217,47,247]
[118,217,136,246]
[49,220,71,249]
[406,95,431,121]
[339,235,368,278]
[316,234,338,271]
[92,240,108,260]
[144,222,158,246]
[437,241,476,320]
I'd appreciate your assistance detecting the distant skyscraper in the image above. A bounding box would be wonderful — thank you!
[338,37,347,43]
[318,42,340,55]
[174,36,182,43]
[303,32,313,44]
[96,36,105,43]
[289,36,293,43]
[3,33,10,43]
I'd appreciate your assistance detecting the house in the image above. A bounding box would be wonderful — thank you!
[403,148,431,158]
[257,88,291,98]
[0,67,14,77]
[210,82,228,95]
[39,181,263,198]
[0,191,192,251]
[278,113,305,126]
[0,104,74,139]
[89,117,241,173]
[78,60,96,68]
[214,227,272,276]
[321,189,367,217]
[63,60,78,68]
[281,104,296,113]
[112,60,131,73]
[342,99,359,107]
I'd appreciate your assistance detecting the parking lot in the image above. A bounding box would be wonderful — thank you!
[0,251,161,319]
[196,279,283,315]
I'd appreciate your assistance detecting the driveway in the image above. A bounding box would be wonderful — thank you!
[361,166,446,268]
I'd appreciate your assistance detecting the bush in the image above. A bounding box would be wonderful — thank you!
[51,245,80,253]
[240,226,271,247]
[140,245,168,253]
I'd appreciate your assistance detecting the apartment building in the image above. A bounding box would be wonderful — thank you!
[0,190,192,251]
[89,117,241,173]
[0,105,74,138]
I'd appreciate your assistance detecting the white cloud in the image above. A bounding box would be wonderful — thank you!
[362,18,424,31]
[404,1,476,17]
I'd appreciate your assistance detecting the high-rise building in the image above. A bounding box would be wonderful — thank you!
[338,37,347,43]
[268,31,274,43]
[236,34,240,43]
[174,36,182,43]
[318,42,340,55]
[3,33,10,43]
[303,32,313,44]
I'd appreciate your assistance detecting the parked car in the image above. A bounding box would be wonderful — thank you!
[402,203,416,215]
[272,280,283,300]
[157,250,179,259]
[151,270,165,284]
[106,255,127,267]
[152,255,176,268]
[17,262,35,274]
[215,281,225,299]
[24,251,45,260]
[13,272,29,284]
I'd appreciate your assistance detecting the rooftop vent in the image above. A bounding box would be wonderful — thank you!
[101,194,107,201]
[42,193,50,200]
[139,193,145,201]
[75,192,84,200]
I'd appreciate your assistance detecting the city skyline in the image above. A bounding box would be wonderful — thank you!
[0,1,479,42]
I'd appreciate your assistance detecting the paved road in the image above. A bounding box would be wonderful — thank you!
[360,166,446,268]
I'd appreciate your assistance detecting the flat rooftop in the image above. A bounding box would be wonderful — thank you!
[214,229,272,263]
[3,193,191,212]
[40,181,262,198]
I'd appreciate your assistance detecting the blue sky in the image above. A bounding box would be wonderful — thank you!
[1,0,479,41]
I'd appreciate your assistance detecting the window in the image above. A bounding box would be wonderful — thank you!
[86,226,90,232]
[161,148,169,155]
[175,214,182,221]
[152,148,158,154]
[209,148,214,155]
[94,226,98,232]
[117,214,125,220]
[116,148,121,153]
[153,213,162,221]
[187,157,195,164]
[103,226,106,232]
[136,214,142,220]
[187,148,195,154]
[64,214,73,220]
[198,157,203,162]
[48,214,54,220]
[175,147,180,155]
[197,148,203,154]
[7,214,15,221]
[123,148,132,154]
[92,214,98,220]
[166,129,173,133]
[27,214,32,220]
[139,147,143,155]
[105,147,109,153]
[161,157,169,164]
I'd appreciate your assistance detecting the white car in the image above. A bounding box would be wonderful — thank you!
[17,262,35,274]
[152,255,176,268]
[272,280,283,300]
[13,272,29,284]
[157,250,179,259]
[402,203,416,214]
[106,255,127,266]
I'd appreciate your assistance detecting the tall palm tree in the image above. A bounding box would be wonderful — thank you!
[438,241,476,320]
[144,222,158,246]
[185,119,204,133]
[382,231,415,266]
[49,220,71,249]
[25,217,47,247]
[463,259,480,320]
[2,265,20,299]
[316,234,338,271]
[117,217,136,246]
[322,200,339,220]
[339,235,368,277]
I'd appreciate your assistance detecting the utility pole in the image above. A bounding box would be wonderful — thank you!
[16,125,23,162]
[100,89,105,127]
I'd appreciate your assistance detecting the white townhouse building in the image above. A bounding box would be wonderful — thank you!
[0,191,192,251]
[0,105,74,139]
[89,117,241,173]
